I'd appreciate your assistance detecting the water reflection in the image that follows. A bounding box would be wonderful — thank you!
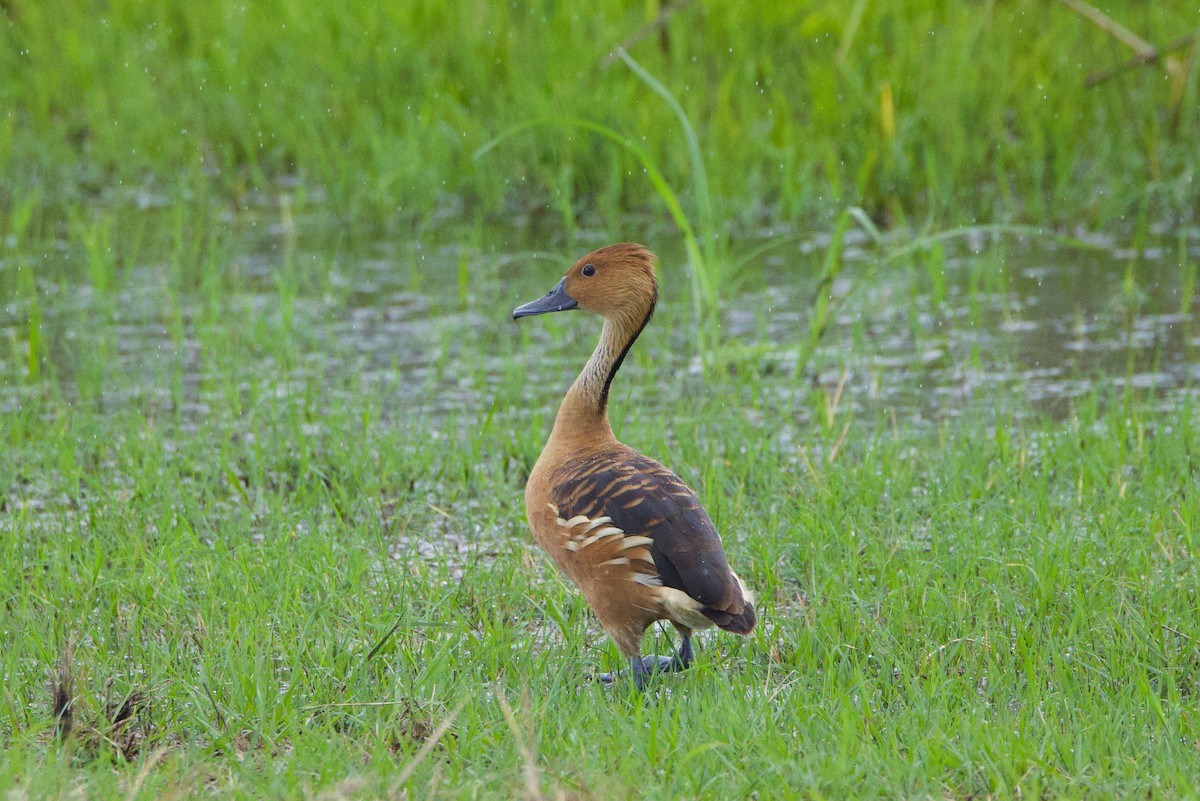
[1,223,1196,423]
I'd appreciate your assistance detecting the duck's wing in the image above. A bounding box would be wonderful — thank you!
[548,448,747,617]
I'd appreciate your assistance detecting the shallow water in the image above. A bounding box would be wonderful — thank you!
[1,213,1197,426]
[747,231,1199,419]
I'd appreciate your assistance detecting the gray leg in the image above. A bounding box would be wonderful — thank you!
[596,626,696,686]
[598,655,672,688]
[668,634,694,672]
[598,642,692,687]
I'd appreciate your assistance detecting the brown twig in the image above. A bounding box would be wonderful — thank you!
[1056,0,1155,57]
[390,701,464,790]
[601,0,695,68]
[52,644,75,740]
[1085,34,1197,87]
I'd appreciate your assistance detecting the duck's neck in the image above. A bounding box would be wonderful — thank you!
[547,308,651,449]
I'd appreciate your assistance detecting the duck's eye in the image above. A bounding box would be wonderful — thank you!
[582,264,596,277]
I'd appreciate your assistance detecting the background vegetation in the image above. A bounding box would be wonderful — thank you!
[3,0,1197,233]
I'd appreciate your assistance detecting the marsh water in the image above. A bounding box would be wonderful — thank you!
[2,211,1197,428]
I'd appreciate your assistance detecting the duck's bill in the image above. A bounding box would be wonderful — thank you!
[512,276,578,319]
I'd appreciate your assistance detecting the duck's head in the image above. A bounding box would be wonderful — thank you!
[513,243,658,327]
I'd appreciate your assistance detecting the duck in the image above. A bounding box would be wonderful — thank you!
[512,243,756,686]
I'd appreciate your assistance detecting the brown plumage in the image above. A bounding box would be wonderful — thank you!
[513,243,756,685]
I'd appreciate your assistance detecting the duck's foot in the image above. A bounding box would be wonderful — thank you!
[598,638,694,688]
[597,656,674,687]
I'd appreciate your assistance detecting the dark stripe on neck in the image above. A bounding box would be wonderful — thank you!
[597,294,656,414]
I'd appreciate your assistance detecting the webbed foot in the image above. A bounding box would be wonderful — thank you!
[597,637,694,688]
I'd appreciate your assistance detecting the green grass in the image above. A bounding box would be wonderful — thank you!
[2,226,1198,796]
[2,0,1198,234]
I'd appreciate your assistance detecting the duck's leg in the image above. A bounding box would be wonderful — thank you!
[596,627,696,686]
[652,624,694,673]
[667,634,694,672]
[598,654,675,688]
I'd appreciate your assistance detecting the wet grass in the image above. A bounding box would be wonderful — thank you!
[2,225,1199,798]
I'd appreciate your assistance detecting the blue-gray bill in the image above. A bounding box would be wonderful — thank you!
[512,276,578,319]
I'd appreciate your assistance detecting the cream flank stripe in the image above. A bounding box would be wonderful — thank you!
[549,503,658,568]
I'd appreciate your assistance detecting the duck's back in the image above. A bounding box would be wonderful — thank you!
[527,444,756,635]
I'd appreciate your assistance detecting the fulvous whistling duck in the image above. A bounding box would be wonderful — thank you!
[513,243,756,686]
